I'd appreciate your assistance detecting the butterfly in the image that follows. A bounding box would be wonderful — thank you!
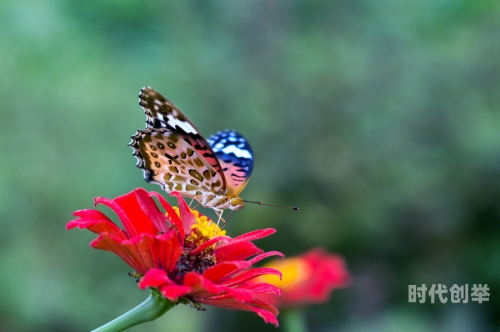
[129,87,254,213]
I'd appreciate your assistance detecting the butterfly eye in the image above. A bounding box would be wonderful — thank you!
[231,198,242,207]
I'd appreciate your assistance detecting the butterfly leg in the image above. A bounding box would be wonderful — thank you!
[214,209,227,228]
[189,199,201,210]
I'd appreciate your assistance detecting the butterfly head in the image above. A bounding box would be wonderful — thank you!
[229,197,245,210]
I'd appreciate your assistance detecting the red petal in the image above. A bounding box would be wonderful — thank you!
[68,210,127,239]
[170,192,195,232]
[215,242,263,262]
[149,191,184,240]
[128,236,158,271]
[160,285,192,301]
[225,288,254,302]
[201,295,279,315]
[197,297,279,327]
[91,233,150,272]
[91,231,182,274]
[190,236,231,255]
[248,251,284,265]
[203,261,251,283]
[135,188,169,233]
[157,231,183,273]
[183,272,223,296]
[249,304,280,327]
[221,268,282,287]
[245,283,282,297]
[269,248,352,307]
[218,228,276,248]
[139,268,173,289]
[95,191,155,237]
[183,273,258,303]
[298,248,351,302]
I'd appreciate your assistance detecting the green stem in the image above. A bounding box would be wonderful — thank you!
[91,290,176,332]
[282,309,308,332]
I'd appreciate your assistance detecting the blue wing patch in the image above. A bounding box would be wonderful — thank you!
[207,130,254,195]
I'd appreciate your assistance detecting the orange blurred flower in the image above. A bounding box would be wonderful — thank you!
[256,248,351,308]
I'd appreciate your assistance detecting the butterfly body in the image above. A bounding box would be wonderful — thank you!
[130,87,253,211]
[199,192,245,211]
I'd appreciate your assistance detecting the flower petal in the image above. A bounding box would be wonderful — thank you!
[244,282,282,297]
[215,241,263,262]
[67,210,127,239]
[197,297,279,327]
[248,251,284,265]
[250,305,280,327]
[160,284,192,301]
[157,231,183,273]
[224,287,254,303]
[203,261,252,283]
[170,192,195,233]
[218,228,276,248]
[257,248,352,308]
[91,231,182,275]
[139,268,173,289]
[135,188,169,233]
[183,272,224,296]
[298,248,351,302]
[149,191,184,240]
[95,191,157,237]
[190,236,231,255]
[221,268,282,287]
[91,233,152,273]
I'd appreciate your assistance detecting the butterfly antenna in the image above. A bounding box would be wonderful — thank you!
[243,200,299,210]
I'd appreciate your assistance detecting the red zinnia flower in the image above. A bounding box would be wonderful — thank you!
[67,188,283,326]
[255,248,351,308]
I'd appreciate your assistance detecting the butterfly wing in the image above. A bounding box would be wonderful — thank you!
[207,130,254,196]
[130,128,224,197]
[138,87,226,188]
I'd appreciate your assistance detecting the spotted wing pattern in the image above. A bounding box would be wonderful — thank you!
[130,128,224,197]
[207,130,254,196]
[138,87,226,187]
[130,87,255,208]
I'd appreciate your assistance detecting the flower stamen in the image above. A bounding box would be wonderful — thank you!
[169,207,226,284]
[172,207,226,245]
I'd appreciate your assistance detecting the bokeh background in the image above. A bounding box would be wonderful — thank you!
[1,0,499,331]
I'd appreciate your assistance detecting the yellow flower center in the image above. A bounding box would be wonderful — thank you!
[168,207,226,284]
[172,207,226,246]
[259,258,310,290]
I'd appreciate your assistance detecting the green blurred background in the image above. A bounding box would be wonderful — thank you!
[1,0,499,331]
